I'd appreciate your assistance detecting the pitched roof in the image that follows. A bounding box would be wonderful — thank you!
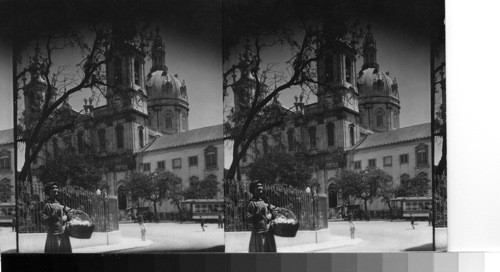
[351,123,430,150]
[142,124,223,152]
[0,128,14,145]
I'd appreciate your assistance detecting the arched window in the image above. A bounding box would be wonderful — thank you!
[418,172,428,179]
[349,124,355,146]
[207,174,217,181]
[77,132,84,154]
[113,56,122,84]
[98,129,106,151]
[376,109,384,128]
[287,129,295,151]
[205,146,218,169]
[165,111,173,130]
[415,144,429,167]
[118,186,127,210]
[376,79,384,92]
[189,176,199,187]
[324,54,333,82]
[0,150,11,171]
[400,174,410,182]
[345,56,352,83]
[327,123,335,146]
[138,126,144,148]
[134,59,140,85]
[116,125,124,149]
[308,127,316,148]
[181,113,187,131]
[328,183,337,208]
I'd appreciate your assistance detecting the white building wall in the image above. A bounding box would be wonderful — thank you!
[349,138,432,211]
[138,140,224,214]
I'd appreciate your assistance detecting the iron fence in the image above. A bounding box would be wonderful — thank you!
[434,175,447,228]
[17,181,119,233]
[224,180,328,232]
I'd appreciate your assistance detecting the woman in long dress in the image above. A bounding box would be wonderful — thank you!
[246,181,277,252]
[41,182,73,253]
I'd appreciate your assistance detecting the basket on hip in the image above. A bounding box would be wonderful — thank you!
[272,207,300,237]
[67,210,95,239]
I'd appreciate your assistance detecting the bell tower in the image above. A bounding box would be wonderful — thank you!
[106,38,148,115]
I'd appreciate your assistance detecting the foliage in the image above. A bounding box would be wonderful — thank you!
[331,167,393,212]
[123,169,183,214]
[434,175,447,227]
[37,153,106,191]
[223,1,364,180]
[246,152,313,189]
[394,175,430,198]
[330,168,363,203]
[0,178,13,202]
[183,178,220,200]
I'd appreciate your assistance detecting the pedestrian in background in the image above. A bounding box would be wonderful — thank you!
[138,215,146,241]
[200,216,205,231]
[218,212,223,228]
[410,215,415,229]
[350,222,356,239]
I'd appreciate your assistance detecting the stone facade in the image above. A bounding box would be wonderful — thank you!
[235,26,430,213]
[27,29,222,218]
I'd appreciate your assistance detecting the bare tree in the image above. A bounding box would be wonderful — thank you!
[223,1,363,180]
[15,19,154,183]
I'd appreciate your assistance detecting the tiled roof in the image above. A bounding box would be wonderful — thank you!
[142,124,223,152]
[351,123,430,150]
[0,128,14,145]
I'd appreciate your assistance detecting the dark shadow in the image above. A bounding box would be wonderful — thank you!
[404,243,433,251]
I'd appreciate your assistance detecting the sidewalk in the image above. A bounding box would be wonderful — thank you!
[73,238,153,253]
[278,236,363,253]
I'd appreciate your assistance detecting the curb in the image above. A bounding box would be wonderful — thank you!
[73,238,154,253]
[278,236,363,253]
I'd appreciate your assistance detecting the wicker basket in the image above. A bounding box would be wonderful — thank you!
[272,207,299,237]
[67,210,95,239]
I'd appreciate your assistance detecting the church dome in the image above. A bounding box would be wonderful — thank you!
[357,68,397,97]
[145,69,187,101]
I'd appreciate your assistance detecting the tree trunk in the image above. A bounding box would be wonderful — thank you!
[363,198,369,221]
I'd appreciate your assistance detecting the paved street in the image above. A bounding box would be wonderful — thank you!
[112,222,224,252]
[317,220,433,252]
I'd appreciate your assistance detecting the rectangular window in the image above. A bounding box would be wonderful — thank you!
[417,150,428,166]
[189,156,198,166]
[142,163,151,172]
[98,130,106,151]
[308,127,316,148]
[368,159,376,168]
[172,158,182,169]
[327,123,335,146]
[353,161,361,170]
[400,154,409,164]
[383,156,392,167]
[0,157,10,170]
[206,151,217,169]
[157,161,165,170]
